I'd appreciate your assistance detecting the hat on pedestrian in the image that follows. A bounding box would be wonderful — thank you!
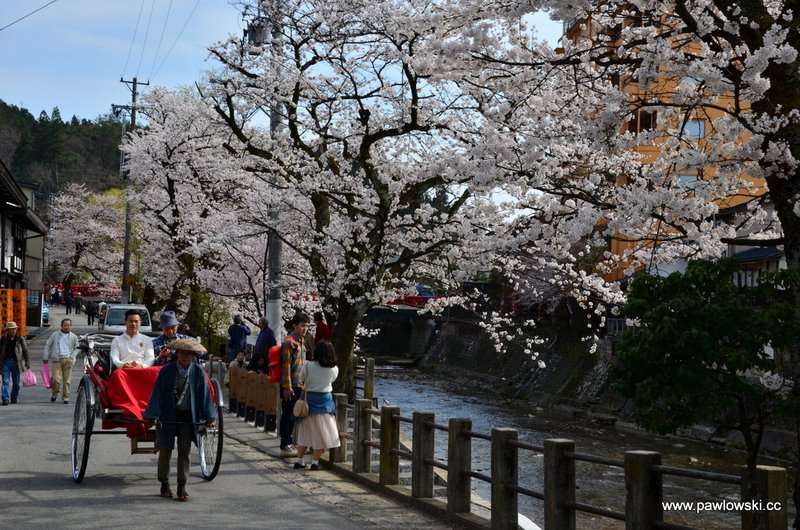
[4,321,18,330]
[159,310,180,328]
[171,339,207,354]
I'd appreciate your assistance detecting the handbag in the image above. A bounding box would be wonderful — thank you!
[40,364,52,389]
[293,390,309,418]
[22,369,37,387]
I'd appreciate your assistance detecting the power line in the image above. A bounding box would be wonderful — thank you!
[152,0,201,80]
[136,0,157,77]
[121,0,145,77]
[0,0,59,33]
[148,0,174,81]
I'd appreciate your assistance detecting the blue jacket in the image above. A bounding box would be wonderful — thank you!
[228,323,250,351]
[144,363,217,449]
[255,328,277,357]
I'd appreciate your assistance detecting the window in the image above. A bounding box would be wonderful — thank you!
[627,110,658,133]
[684,119,705,139]
[105,308,151,327]
[677,174,699,190]
[639,110,657,131]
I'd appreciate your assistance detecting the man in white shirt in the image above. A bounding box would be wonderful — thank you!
[110,310,155,368]
[43,318,79,403]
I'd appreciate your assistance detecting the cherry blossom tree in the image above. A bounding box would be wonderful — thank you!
[123,88,244,328]
[46,183,125,284]
[455,0,799,278]
[202,0,535,394]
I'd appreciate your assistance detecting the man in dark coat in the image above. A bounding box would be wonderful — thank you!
[144,339,216,501]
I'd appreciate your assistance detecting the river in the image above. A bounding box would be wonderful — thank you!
[374,367,787,529]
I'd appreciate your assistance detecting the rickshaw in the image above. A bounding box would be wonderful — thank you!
[70,333,224,483]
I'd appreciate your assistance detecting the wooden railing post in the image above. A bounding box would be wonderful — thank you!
[412,411,435,498]
[447,418,472,513]
[544,438,576,530]
[353,398,372,473]
[749,465,788,530]
[228,366,238,414]
[491,428,518,530]
[364,357,375,402]
[379,405,400,485]
[330,393,348,463]
[625,450,663,530]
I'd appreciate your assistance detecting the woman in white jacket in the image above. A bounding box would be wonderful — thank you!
[293,341,340,470]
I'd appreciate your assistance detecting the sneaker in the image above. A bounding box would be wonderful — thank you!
[293,462,307,470]
[50,396,57,403]
[309,463,320,471]
[9,399,16,404]
[280,447,298,458]
[1,400,7,406]
[63,400,69,404]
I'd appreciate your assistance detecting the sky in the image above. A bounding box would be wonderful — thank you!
[0,1,563,122]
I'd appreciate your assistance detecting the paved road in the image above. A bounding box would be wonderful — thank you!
[1,311,453,529]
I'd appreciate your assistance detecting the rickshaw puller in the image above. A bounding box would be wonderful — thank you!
[144,339,216,502]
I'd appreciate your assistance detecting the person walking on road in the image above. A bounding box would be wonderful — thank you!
[279,313,309,457]
[227,315,250,362]
[85,301,97,326]
[145,339,217,502]
[43,318,79,404]
[0,322,30,405]
[65,293,73,315]
[293,340,340,470]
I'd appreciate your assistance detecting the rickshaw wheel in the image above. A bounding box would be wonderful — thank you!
[199,378,224,481]
[71,378,94,483]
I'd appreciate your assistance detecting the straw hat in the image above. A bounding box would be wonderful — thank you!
[171,339,207,354]
[4,321,18,330]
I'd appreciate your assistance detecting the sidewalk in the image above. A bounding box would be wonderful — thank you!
[224,420,456,529]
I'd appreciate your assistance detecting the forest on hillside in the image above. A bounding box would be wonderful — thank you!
[0,99,123,213]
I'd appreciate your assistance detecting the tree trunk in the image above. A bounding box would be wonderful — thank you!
[183,284,205,337]
[331,302,364,398]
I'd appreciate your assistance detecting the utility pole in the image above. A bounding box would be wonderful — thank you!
[248,2,283,343]
[115,76,149,304]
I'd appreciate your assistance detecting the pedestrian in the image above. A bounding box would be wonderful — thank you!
[144,339,217,502]
[152,311,191,366]
[0,321,30,405]
[227,315,250,362]
[85,301,97,326]
[42,318,79,404]
[250,317,276,371]
[65,292,73,315]
[279,313,309,457]
[74,294,83,315]
[314,312,332,343]
[293,340,340,470]
[98,301,107,328]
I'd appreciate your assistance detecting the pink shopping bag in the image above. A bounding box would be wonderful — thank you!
[22,369,37,387]
[40,364,52,389]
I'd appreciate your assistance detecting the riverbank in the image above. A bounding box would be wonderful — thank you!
[415,360,797,467]
[373,367,796,528]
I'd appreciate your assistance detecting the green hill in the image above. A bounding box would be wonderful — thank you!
[0,99,124,210]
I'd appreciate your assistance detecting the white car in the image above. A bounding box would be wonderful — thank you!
[101,304,153,334]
